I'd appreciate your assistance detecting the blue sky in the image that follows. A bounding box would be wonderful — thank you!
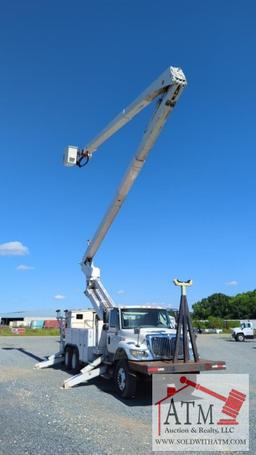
[0,0,255,315]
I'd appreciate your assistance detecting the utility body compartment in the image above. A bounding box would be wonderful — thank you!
[64,309,104,363]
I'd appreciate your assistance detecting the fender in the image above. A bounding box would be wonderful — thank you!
[113,347,128,362]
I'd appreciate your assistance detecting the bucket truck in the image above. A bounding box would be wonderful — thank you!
[35,66,226,397]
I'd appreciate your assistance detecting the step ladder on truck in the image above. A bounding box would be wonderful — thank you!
[35,66,226,398]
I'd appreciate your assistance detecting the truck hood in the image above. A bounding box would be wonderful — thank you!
[119,327,177,345]
[232,327,241,332]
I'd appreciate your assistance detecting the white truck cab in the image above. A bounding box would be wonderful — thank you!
[104,306,180,360]
[232,320,255,342]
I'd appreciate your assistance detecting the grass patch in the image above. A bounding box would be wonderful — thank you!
[0,327,59,336]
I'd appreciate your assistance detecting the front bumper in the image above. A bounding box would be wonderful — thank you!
[128,358,226,375]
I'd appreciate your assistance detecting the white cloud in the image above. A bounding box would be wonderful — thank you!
[16,264,35,271]
[117,289,125,295]
[53,294,66,300]
[225,280,238,287]
[0,241,29,256]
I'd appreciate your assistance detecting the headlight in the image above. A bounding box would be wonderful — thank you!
[129,349,149,358]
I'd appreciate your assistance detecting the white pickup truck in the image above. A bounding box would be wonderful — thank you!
[232,321,255,342]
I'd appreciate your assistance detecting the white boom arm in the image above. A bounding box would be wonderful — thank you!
[64,66,187,319]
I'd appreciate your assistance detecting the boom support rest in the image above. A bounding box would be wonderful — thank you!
[173,279,199,362]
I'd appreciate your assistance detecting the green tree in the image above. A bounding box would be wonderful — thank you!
[192,293,231,319]
[192,290,256,319]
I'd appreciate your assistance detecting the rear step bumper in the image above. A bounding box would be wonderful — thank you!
[128,359,226,375]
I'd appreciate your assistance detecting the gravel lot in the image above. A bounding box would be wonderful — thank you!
[0,334,255,455]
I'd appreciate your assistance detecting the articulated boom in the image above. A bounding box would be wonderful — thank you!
[65,66,187,319]
[83,263,115,320]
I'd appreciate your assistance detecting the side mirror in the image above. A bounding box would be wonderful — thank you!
[102,323,109,331]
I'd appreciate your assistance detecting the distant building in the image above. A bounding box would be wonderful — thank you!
[0,313,56,327]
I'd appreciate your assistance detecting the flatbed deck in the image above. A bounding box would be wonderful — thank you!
[128,359,226,375]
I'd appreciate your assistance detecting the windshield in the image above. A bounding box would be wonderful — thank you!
[121,308,172,329]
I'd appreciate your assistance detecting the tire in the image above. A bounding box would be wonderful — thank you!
[236,333,245,342]
[71,348,80,373]
[64,346,72,370]
[114,359,136,398]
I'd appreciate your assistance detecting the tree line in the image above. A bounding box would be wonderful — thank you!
[192,290,256,320]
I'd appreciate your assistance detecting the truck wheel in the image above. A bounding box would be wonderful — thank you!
[64,347,72,370]
[236,333,245,342]
[71,348,80,373]
[114,360,136,399]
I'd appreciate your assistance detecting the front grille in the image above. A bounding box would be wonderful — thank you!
[151,336,172,358]
[147,334,184,359]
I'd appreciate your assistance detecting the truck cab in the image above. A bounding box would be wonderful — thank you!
[106,306,181,361]
[232,321,255,341]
